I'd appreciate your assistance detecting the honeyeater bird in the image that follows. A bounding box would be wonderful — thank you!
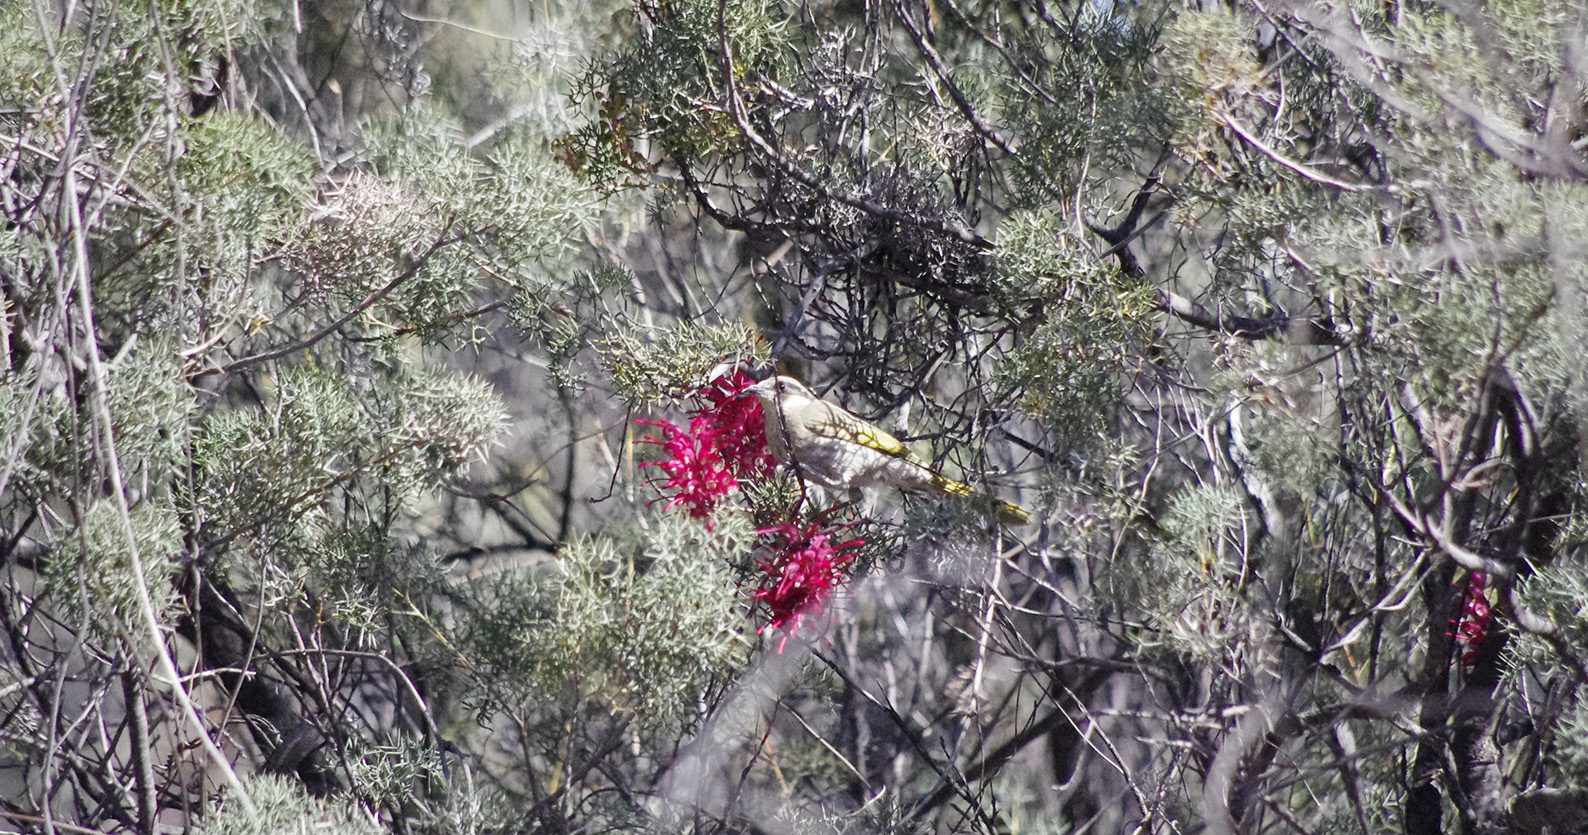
[743,376,1030,525]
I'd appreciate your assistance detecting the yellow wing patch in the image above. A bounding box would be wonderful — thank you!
[805,401,911,456]
[928,473,974,497]
[847,423,907,456]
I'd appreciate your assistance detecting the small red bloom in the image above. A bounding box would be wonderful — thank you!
[637,417,739,518]
[1450,571,1493,667]
[695,370,777,476]
[750,514,864,646]
[637,370,776,518]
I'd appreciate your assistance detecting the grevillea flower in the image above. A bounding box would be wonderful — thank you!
[637,416,738,518]
[638,370,776,517]
[750,514,864,647]
[1450,571,1493,667]
[695,369,777,476]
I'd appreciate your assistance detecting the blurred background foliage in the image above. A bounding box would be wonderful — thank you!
[3,0,1588,832]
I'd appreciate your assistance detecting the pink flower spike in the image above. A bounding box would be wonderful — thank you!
[749,513,863,645]
[633,369,779,521]
[636,418,738,519]
[694,370,777,477]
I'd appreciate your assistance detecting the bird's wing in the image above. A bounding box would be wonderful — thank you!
[803,399,912,458]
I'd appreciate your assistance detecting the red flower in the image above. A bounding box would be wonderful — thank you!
[637,417,739,518]
[637,370,776,518]
[695,370,777,476]
[1450,571,1493,667]
[750,514,864,646]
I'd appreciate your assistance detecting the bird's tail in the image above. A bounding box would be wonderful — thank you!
[927,473,1030,525]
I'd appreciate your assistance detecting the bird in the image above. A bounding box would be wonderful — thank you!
[741,375,1030,525]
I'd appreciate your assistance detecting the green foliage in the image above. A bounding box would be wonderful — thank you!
[208,775,386,835]
[377,367,509,484]
[1122,483,1255,663]
[480,134,599,270]
[105,112,319,323]
[43,498,184,642]
[992,210,1155,441]
[2,0,650,830]
[1510,559,1588,668]
[348,736,446,811]
[567,514,748,721]
[194,369,358,540]
[280,172,469,331]
[1551,697,1588,790]
[31,1,247,141]
[178,113,318,239]
[282,104,599,340]
[0,371,73,497]
[0,7,314,324]
[362,103,478,191]
[107,344,196,478]
[601,320,768,405]
[1388,6,1533,124]
[0,8,52,109]
[561,0,791,185]
[1001,5,1170,201]
[342,735,503,832]
[459,512,753,731]
[1233,370,1338,496]
[10,0,1588,829]
[1157,7,1265,156]
[1159,483,1249,560]
[364,103,597,262]
[194,365,504,553]
[442,2,627,137]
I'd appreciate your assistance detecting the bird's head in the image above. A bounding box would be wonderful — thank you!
[740,375,813,404]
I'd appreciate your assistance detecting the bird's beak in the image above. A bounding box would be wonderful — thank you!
[741,376,782,399]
